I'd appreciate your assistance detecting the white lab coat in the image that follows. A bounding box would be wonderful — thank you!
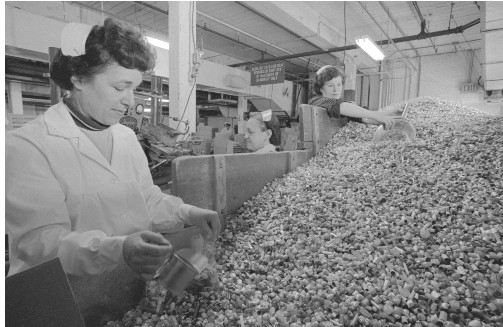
[254,143,278,154]
[220,126,235,140]
[5,101,194,276]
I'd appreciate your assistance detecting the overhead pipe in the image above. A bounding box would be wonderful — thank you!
[133,1,310,74]
[229,18,480,67]
[412,1,438,53]
[379,2,420,58]
[74,1,309,78]
[198,24,318,73]
[197,11,313,67]
[358,1,417,71]
[198,24,264,56]
[236,1,342,66]
[134,1,267,56]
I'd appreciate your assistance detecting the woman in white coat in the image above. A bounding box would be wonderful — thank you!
[5,18,220,280]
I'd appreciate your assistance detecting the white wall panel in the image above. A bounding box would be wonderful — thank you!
[5,7,67,54]
[419,51,484,106]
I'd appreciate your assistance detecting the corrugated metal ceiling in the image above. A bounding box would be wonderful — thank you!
[69,1,482,80]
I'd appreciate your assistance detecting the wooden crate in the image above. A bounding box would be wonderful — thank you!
[171,150,311,229]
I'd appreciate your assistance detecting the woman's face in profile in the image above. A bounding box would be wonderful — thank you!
[75,63,143,126]
[244,118,271,152]
[320,75,343,99]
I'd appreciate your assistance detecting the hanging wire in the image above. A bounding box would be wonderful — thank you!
[452,16,482,66]
[360,4,363,37]
[100,1,104,24]
[270,84,273,109]
[448,2,454,30]
[468,49,475,82]
[177,1,198,130]
[200,23,205,52]
[134,2,138,26]
[343,1,347,67]
[152,7,156,31]
[191,1,197,51]
[188,2,193,69]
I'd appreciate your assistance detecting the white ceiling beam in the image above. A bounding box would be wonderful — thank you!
[241,1,375,68]
[242,1,343,49]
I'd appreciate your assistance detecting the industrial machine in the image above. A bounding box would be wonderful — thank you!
[119,96,202,187]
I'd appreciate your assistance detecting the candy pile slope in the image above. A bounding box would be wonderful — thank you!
[108,97,503,327]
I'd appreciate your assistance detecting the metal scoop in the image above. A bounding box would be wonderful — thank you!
[154,234,209,296]
[371,101,416,143]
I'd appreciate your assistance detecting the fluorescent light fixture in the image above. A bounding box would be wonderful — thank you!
[146,36,169,50]
[162,99,169,103]
[355,35,385,61]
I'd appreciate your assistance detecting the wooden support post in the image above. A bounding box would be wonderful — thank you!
[49,47,62,105]
[299,104,313,142]
[299,104,346,156]
[237,96,247,134]
[287,151,309,172]
[7,81,24,114]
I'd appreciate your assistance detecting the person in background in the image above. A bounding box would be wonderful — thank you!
[309,65,400,130]
[220,121,235,140]
[244,109,281,153]
[5,18,220,280]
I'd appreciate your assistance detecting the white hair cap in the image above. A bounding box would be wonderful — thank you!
[261,109,272,122]
[61,22,93,56]
[316,65,332,76]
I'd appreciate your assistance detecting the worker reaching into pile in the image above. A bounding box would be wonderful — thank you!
[244,109,281,153]
[5,18,220,280]
[309,65,402,130]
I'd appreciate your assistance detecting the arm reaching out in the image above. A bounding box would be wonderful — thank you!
[340,102,400,130]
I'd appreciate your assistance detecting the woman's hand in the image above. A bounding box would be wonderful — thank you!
[187,207,221,241]
[123,231,173,280]
[372,112,402,130]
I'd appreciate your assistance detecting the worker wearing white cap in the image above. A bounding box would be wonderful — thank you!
[5,18,220,280]
[244,110,281,153]
[220,121,235,140]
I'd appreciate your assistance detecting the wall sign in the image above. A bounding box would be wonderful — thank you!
[461,83,478,93]
[250,61,285,86]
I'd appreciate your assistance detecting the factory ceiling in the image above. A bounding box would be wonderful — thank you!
[9,1,482,81]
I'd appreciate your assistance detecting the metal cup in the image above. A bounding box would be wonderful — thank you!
[155,248,208,296]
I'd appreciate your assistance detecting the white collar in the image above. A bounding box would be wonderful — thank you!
[255,143,277,154]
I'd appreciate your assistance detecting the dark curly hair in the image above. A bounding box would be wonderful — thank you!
[313,65,345,96]
[250,112,281,146]
[50,18,156,90]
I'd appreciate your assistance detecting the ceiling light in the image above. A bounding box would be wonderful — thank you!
[146,36,169,50]
[355,35,385,61]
